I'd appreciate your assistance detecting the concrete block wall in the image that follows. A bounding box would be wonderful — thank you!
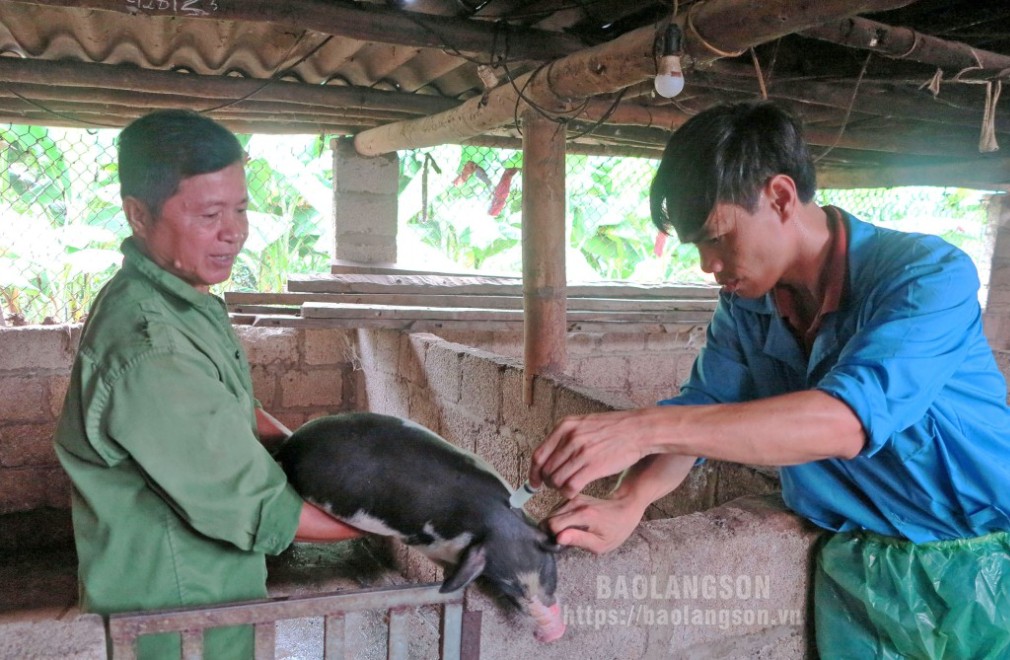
[0,325,359,552]
[353,329,782,585]
[469,494,822,659]
[0,495,820,660]
[0,326,79,553]
[437,323,708,408]
[234,326,361,443]
[332,138,400,264]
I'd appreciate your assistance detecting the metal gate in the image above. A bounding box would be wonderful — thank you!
[108,583,478,659]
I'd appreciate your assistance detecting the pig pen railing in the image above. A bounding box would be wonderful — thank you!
[108,583,474,660]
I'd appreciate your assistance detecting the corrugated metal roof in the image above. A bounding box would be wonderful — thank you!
[2,0,1010,185]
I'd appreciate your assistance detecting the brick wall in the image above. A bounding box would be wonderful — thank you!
[0,325,358,552]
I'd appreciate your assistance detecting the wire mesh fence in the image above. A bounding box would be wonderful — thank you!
[1,122,993,326]
[1,125,339,325]
[396,143,690,283]
[2,125,680,326]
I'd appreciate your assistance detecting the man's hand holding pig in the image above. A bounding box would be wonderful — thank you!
[541,494,647,554]
[529,409,658,499]
[530,409,698,554]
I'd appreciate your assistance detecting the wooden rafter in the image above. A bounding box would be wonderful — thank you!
[801,15,1010,71]
[353,0,920,155]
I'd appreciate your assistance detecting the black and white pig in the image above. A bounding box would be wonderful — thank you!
[274,412,566,642]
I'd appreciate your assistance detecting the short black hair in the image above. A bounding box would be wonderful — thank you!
[650,101,817,242]
[118,110,244,217]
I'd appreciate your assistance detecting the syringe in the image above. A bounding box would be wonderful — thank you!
[509,480,540,509]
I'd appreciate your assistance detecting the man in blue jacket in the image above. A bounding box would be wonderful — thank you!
[530,101,1010,657]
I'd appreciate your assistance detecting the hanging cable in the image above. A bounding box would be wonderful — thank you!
[814,52,873,163]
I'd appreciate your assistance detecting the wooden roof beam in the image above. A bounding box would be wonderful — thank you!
[800,15,1010,71]
[353,0,920,155]
[694,63,1010,133]
[0,58,457,128]
[818,157,1010,189]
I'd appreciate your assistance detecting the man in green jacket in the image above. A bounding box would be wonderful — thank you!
[54,110,360,659]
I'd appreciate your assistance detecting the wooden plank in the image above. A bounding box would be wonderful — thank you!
[323,613,345,659]
[301,302,711,324]
[224,291,718,312]
[250,315,524,331]
[441,603,463,660]
[253,623,275,660]
[286,274,720,299]
[387,609,409,660]
[230,305,303,316]
[247,314,708,334]
[330,259,518,279]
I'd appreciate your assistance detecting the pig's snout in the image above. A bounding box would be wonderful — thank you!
[530,598,566,643]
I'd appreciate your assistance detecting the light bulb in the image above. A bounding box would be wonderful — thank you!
[654,55,684,98]
[654,23,685,99]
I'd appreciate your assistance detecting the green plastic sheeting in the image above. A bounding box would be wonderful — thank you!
[815,530,1010,659]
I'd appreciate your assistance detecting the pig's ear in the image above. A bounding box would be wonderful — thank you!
[537,523,563,553]
[440,543,487,593]
[538,539,563,553]
[538,534,563,554]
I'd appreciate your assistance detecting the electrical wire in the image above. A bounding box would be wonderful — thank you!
[199,32,330,113]
[814,52,873,163]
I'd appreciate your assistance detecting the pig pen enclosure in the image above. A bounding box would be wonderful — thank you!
[1,322,818,659]
[6,0,1010,657]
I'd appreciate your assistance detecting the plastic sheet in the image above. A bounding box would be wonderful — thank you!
[814,530,1010,659]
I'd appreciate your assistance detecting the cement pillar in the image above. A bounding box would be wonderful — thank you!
[332,138,399,264]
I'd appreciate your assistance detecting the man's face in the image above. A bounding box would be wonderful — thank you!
[127,162,249,292]
[691,192,788,299]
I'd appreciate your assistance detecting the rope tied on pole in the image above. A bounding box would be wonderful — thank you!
[919,50,1008,152]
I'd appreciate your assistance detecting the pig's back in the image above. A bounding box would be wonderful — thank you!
[276,412,512,542]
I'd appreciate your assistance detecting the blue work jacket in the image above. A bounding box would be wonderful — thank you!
[663,211,1010,543]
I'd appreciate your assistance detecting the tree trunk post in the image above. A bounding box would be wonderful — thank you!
[521,111,567,405]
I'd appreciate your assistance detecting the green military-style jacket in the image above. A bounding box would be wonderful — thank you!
[54,238,303,658]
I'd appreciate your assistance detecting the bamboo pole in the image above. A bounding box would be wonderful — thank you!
[695,63,1010,133]
[463,136,663,160]
[354,0,919,155]
[521,111,567,405]
[579,99,996,158]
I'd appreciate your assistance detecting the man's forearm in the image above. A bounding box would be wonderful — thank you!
[652,390,865,466]
[295,502,364,542]
[255,407,292,445]
[613,453,697,511]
